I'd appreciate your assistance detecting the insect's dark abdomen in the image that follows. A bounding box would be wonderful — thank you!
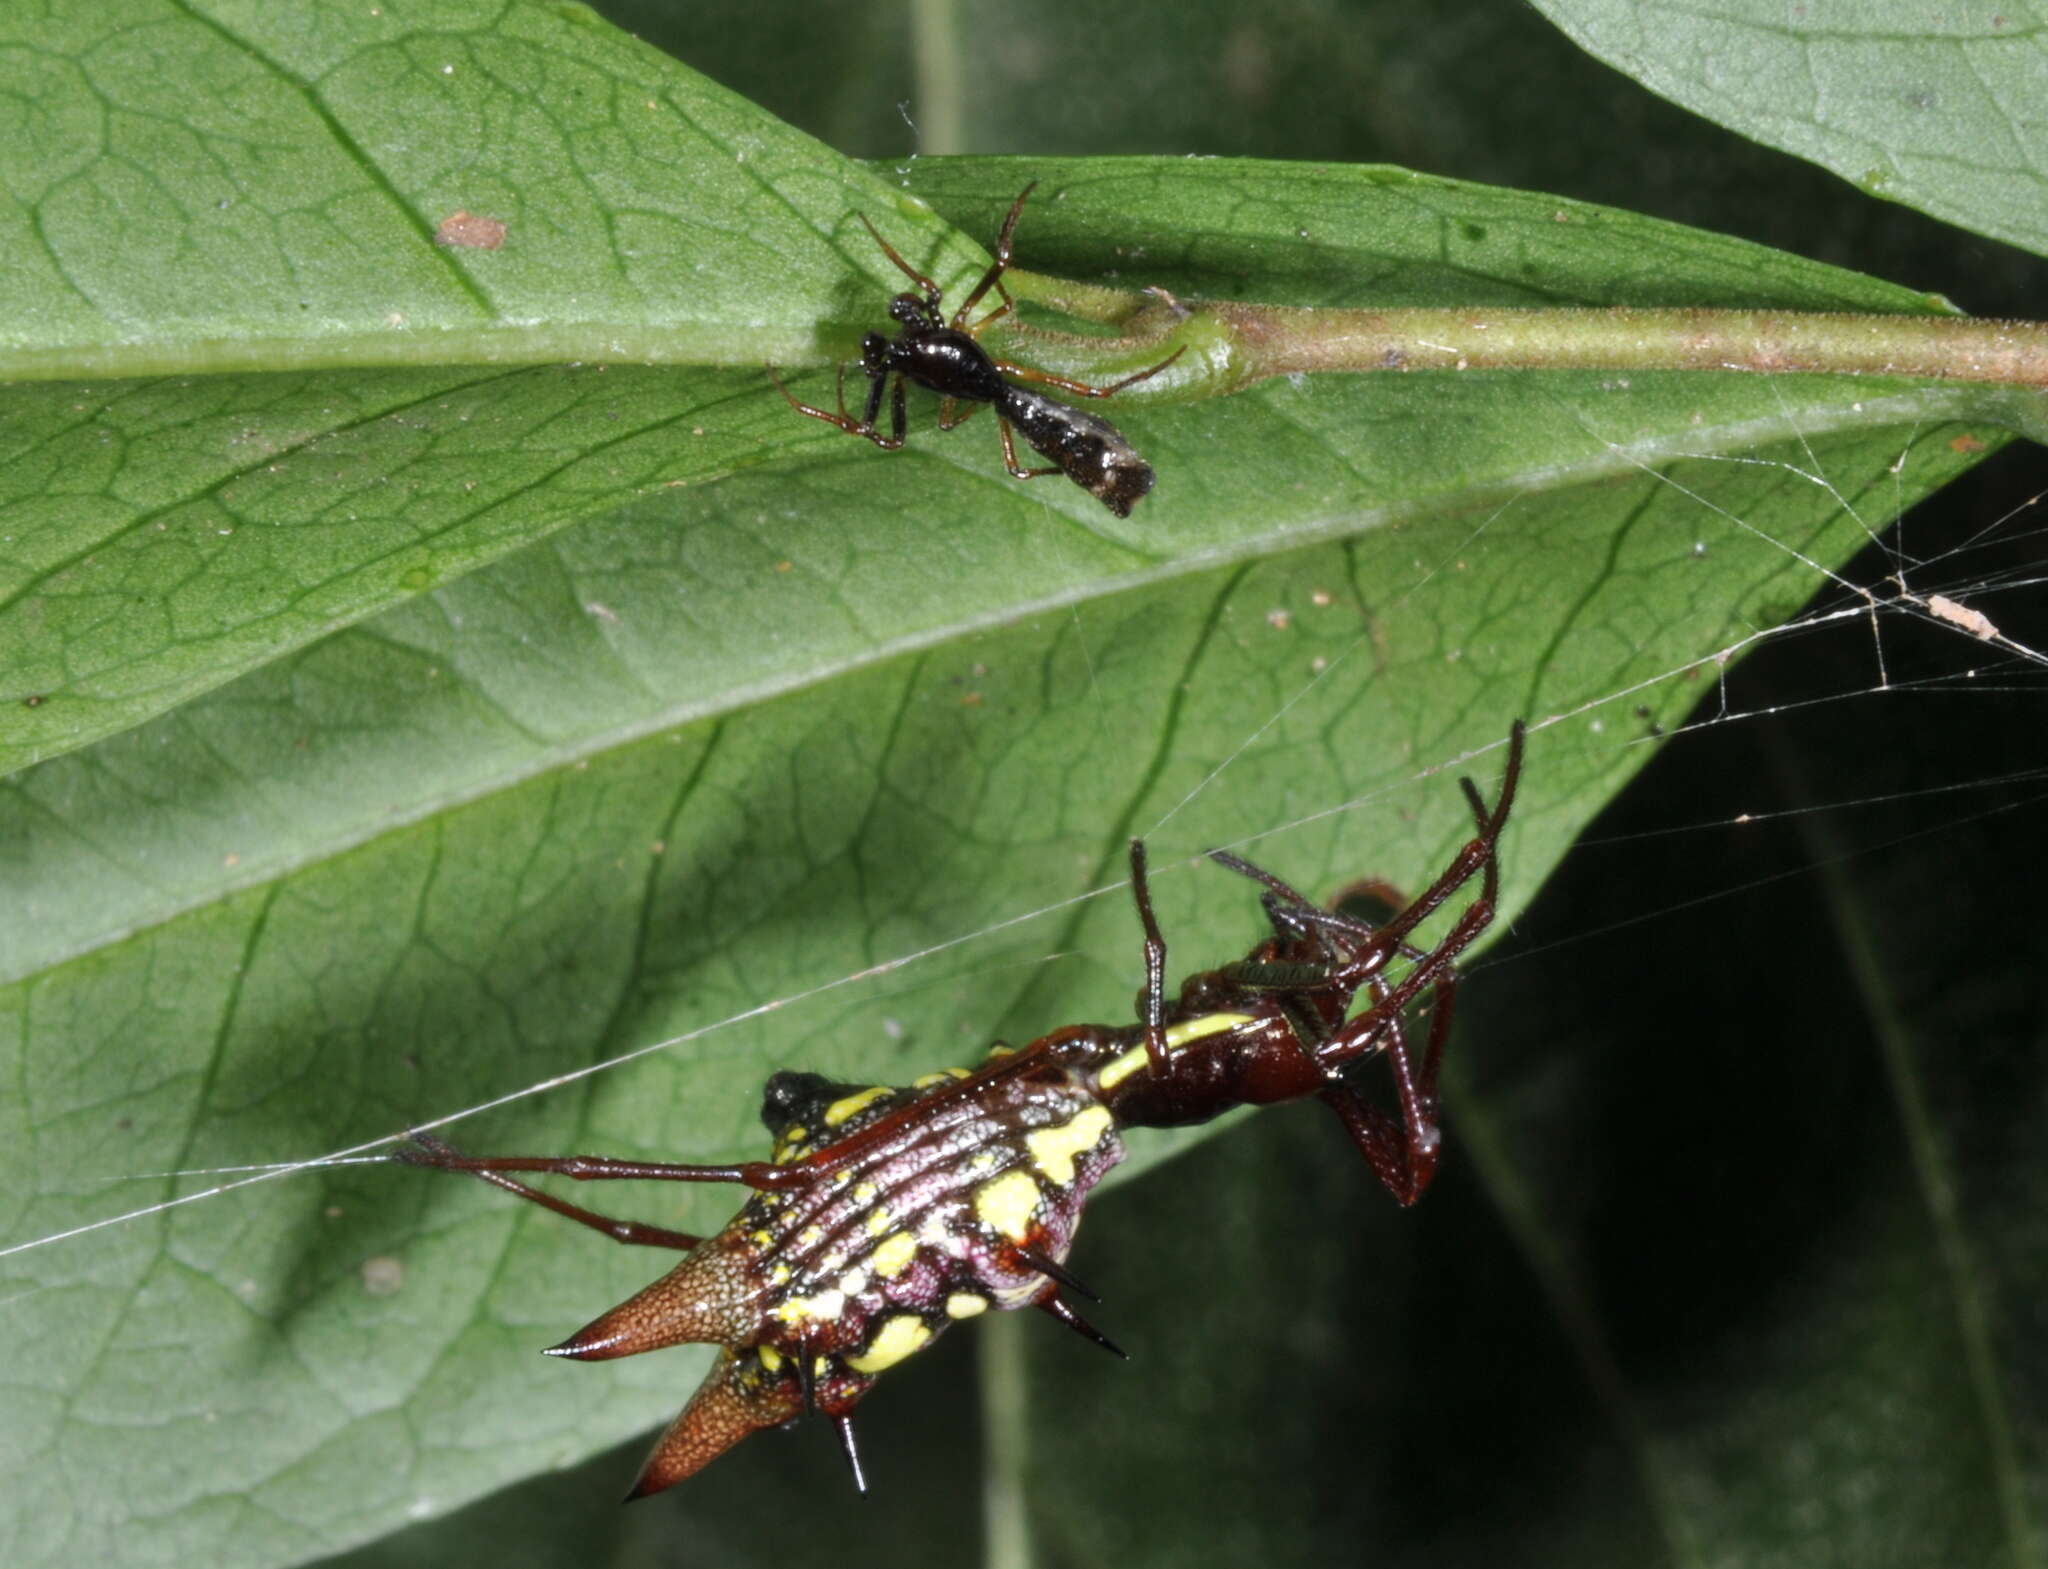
[1001,387,1156,518]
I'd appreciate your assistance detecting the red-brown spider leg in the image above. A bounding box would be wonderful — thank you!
[996,418,1063,480]
[987,345,1186,400]
[391,1145,815,1193]
[855,211,942,310]
[1315,854,1495,1083]
[1319,972,1458,1205]
[950,180,1036,328]
[1032,1280,1129,1359]
[1127,839,1173,1072]
[1329,723,1524,969]
[397,1135,703,1249]
[1212,853,1430,969]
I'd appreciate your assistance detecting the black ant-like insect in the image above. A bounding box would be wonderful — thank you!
[768,182,1183,517]
[396,725,1524,1497]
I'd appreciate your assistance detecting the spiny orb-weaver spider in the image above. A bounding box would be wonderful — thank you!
[398,722,1524,1496]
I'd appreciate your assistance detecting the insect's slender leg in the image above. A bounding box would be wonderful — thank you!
[986,345,1185,400]
[833,1415,868,1493]
[397,1135,705,1248]
[391,1143,814,1194]
[1032,1282,1128,1360]
[965,296,1014,339]
[767,363,899,449]
[887,372,908,448]
[937,396,985,431]
[950,180,1036,328]
[858,362,886,431]
[1128,839,1172,1072]
[996,417,1061,480]
[856,212,942,310]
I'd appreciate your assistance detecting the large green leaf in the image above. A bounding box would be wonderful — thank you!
[1533,0,2048,261]
[1,4,2039,1569]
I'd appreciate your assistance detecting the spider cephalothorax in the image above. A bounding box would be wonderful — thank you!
[399,722,1524,1493]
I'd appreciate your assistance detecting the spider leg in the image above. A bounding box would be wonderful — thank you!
[951,179,1035,327]
[856,212,942,310]
[766,364,905,451]
[966,294,1015,339]
[987,345,1185,400]
[1351,723,1524,959]
[997,416,1062,480]
[395,1134,704,1249]
[886,372,908,447]
[1317,980,1453,1206]
[391,1139,811,1194]
[1128,839,1173,1073]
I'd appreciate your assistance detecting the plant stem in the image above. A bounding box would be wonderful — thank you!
[999,271,2048,400]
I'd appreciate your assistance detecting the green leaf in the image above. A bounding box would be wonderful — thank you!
[1532,0,2048,261]
[0,5,2036,1569]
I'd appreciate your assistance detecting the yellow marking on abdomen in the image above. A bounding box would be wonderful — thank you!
[845,1313,932,1374]
[974,1169,1041,1241]
[1097,1012,1257,1091]
[773,1288,845,1325]
[913,1067,972,1089]
[824,1086,893,1127]
[871,1231,918,1278]
[945,1293,988,1319]
[758,1345,784,1372]
[1024,1105,1116,1185]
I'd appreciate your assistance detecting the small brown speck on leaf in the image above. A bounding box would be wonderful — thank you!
[435,211,507,250]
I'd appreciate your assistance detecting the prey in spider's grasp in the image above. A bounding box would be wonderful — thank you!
[767,181,1183,517]
[396,722,1525,1496]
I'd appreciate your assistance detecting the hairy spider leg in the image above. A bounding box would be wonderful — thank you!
[392,1141,816,1195]
[1339,725,1524,961]
[1127,839,1174,1074]
[1316,993,1446,1205]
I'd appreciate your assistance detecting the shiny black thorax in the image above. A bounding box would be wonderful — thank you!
[859,295,1010,405]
